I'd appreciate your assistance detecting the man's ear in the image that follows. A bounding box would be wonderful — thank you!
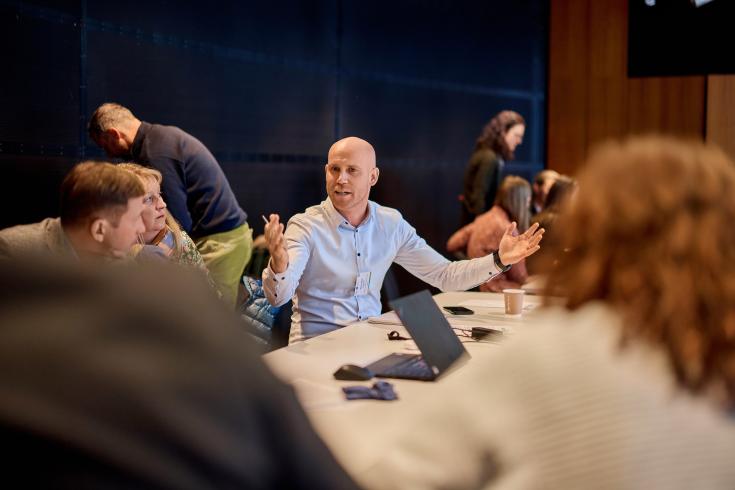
[89,218,107,244]
[369,167,380,186]
[105,127,123,141]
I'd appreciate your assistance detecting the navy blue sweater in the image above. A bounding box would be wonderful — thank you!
[130,122,247,238]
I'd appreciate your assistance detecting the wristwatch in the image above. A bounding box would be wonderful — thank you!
[493,251,511,273]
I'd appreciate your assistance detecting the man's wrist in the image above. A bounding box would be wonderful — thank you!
[269,256,288,274]
[493,251,511,272]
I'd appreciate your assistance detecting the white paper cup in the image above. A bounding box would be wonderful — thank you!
[503,289,525,316]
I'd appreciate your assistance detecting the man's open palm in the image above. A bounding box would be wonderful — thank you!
[498,222,544,266]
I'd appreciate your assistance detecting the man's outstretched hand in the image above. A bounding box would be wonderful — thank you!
[264,214,289,273]
[498,222,544,266]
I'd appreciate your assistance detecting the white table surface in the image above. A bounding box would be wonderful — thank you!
[263,291,546,475]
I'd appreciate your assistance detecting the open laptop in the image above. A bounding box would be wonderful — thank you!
[365,290,469,381]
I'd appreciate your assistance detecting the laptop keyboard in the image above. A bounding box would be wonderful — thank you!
[371,353,435,381]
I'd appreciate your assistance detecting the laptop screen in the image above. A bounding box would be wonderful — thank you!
[389,290,468,375]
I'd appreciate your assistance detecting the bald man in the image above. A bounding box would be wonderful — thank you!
[263,137,544,342]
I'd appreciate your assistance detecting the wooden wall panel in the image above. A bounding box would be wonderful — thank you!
[586,0,627,148]
[662,78,706,136]
[547,0,588,176]
[628,77,705,136]
[706,75,735,161]
[548,0,707,176]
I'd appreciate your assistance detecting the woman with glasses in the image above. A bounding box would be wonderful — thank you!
[118,163,207,269]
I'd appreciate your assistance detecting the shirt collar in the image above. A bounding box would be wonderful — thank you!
[130,121,150,159]
[322,198,375,230]
[58,223,80,260]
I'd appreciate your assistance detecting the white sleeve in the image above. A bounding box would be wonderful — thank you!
[393,218,503,291]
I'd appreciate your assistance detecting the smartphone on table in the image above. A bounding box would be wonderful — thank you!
[443,305,474,315]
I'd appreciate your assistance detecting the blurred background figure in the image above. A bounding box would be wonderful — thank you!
[448,175,531,291]
[531,174,576,229]
[459,110,525,226]
[526,174,578,276]
[530,169,560,216]
[363,136,735,489]
[0,162,145,261]
[0,257,358,489]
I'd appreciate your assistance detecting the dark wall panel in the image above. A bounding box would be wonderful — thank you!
[341,79,535,160]
[88,0,336,65]
[341,0,546,91]
[0,156,76,227]
[86,30,336,156]
[222,160,326,239]
[3,6,79,146]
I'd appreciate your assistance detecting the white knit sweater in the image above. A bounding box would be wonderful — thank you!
[360,303,735,490]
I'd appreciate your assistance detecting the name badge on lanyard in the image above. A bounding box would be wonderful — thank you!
[355,271,372,296]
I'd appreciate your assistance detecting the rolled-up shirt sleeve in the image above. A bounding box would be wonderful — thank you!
[262,220,312,307]
[393,219,503,292]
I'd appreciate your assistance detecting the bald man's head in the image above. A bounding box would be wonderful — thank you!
[325,136,380,225]
[328,137,376,169]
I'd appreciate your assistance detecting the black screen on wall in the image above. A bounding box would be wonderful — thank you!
[628,0,735,77]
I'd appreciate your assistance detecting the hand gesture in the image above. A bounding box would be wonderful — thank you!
[498,222,544,266]
[264,214,289,273]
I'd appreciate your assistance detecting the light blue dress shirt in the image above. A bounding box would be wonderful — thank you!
[263,199,503,342]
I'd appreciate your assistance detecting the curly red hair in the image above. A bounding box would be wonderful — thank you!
[545,136,735,406]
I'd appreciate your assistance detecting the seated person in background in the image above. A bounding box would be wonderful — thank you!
[118,163,208,269]
[361,136,735,490]
[447,176,531,292]
[238,235,288,350]
[526,175,578,276]
[239,275,283,349]
[0,161,145,260]
[263,137,544,343]
[459,110,526,226]
[532,174,577,229]
[530,169,560,215]
[0,257,358,489]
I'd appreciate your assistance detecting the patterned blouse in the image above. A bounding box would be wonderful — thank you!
[159,228,219,294]
[173,230,206,269]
